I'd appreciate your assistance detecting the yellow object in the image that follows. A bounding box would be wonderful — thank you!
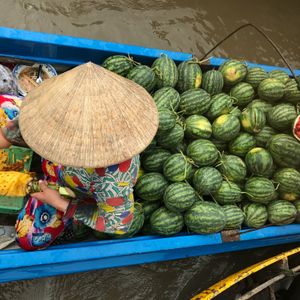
[0,108,7,127]
[191,246,300,300]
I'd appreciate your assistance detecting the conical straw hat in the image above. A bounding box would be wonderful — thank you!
[19,62,159,168]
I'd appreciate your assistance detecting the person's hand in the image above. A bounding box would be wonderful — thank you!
[31,180,70,213]
[0,128,11,148]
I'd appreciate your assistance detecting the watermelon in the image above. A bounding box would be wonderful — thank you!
[255,126,277,148]
[186,139,218,167]
[245,67,268,88]
[193,167,223,195]
[294,200,300,223]
[212,114,240,141]
[213,180,242,205]
[150,207,184,235]
[219,60,247,86]
[163,153,194,182]
[152,87,180,111]
[134,172,168,201]
[230,82,255,107]
[151,54,178,88]
[267,103,297,131]
[102,55,135,76]
[201,70,224,95]
[268,200,297,225]
[222,205,245,230]
[268,134,300,168]
[184,201,226,233]
[247,99,272,113]
[293,115,300,141]
[243,203,268,228]
[245,147,274,177]
[206,93,234,120]
[244,177,275,204]
[127,65,156,92]
[141,147,172,172]
[177,60,202,93]
[141,201,161,221]
[158,109,177,131]
[218,154,247,183]
[163,182,197,212]
[156,123,184,149]
[284,79,300,104]
[210,138,228,152]
[269,70,290,84]
[179,88,212,115]
[273,168,300,201]
[229,133,256,157]
[229,107,242,118]
[257,78,285,102]
[240,108,266,134]
[171,140,188,154]
[185,115,212,139]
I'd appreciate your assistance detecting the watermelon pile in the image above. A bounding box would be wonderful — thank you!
[95,54,300,239]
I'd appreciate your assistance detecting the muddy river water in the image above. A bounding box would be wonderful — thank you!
[0,1,300,299]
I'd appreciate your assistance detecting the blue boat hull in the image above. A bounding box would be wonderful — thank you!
[0,26,300,283]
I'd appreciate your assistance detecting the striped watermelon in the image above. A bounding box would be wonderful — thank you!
[243,203,268,228]
[269,70,290,84]
[150,207,184,235]
[222,205,245,230]
[163,182,197,212]
[213,180,242,205]
[163,153,194,182]
[273,168,300,201]
[171,140,188,154]
[245,67,268,88]
[141,147,172,172]
[218,154,247,183]
[141,201,161,221]
[257,78,285,102]
[229,133,256,157]
[247,99,272,113]
[186,139,218,167]
[185,115,212,139]
[268,134,300,168]
[156,123,184,149]
[127,65,156,92]
[152,54,178,88]
[210,138,228,152]
[134,172,168,201]
[219,60,247,86]
[102,55,136,76]
[158,109,177,131]
[240,108,266,134]
[177,60,202,92]
[255,126,277,148]
[201,70,224,95]
[244,177,275,204]
[206,93,234,120]
[179,88,212,115]
[294,200,300,223]
[153,87,181,111]
[229,107,242,118]
[293,115,300,141]
[212,114,240,141]
[284,79,300,104]
[230,82,255,107]
[193,167,223,195]
[267,103,297,131]
[184,201,226,234]
[268,200,297,225]
[245,147,274,177]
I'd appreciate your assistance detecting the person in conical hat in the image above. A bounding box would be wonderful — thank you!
[0,62,158,250]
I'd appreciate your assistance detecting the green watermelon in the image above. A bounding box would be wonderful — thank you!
[177,60,202,92]
[293,200,300,223]
[127,65,156,92]
[141,147,172,172]
[245,67,268,88]
[186,139,218,167]
[247,99,272,113]
[158,109,177,131]
[184,201,226,233]
[284,79,300,104]
[219,60,247,86]
[255,126,277,148]
[213,180,242,205]
[229,107,242,118]
[201,70,224,95]
[206,93,234,120]
[245,147,274,177]
[153,87,180,111]
[268,200,297,225]
[141,201,161,221]
[243,203,268,228]
[156,123,184,149]
[228,133,256,157]
[240,108,266,134]
[230,82,255,107]
[269,70,290,84]
[163,182,197,212]
[134,172,168,201]
[193,167,223,195]
[210,138,228,152]
[257,78,285,102]
[102,55,135,76]
[150,207,184,235]
[212,114,240,141]
[152,54,178,88]
[185,115,212,139]
[222,205,245,230]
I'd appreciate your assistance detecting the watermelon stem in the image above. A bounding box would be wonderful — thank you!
[209,193,218,204]
[127,54,140,66]
[190,56,212,65]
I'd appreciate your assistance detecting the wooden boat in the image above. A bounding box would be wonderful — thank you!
[0,26,300,284]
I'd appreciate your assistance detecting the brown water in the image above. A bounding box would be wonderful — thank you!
[0,1,300,299]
